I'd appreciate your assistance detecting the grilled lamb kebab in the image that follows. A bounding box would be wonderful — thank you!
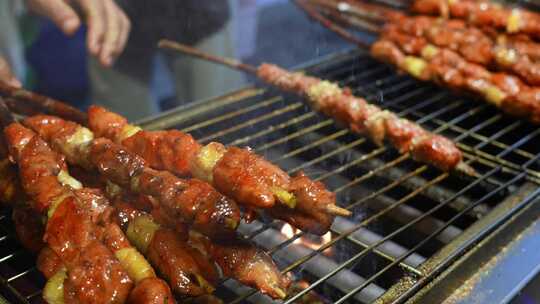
[10,103,343,235]
[1,85,346,221]
[84,174,290,299]
[387,13,540,86]
[157,41,472,175]
[114,199,290,299]
[409,0,540,37]
[86,105,348,222]
[21,115,241,241]
[293,2,540,125]
[0,83,348,235]
[372,27,540,124]
[3,122,134,303]
[0,122,175,303]
[112,199,219,298]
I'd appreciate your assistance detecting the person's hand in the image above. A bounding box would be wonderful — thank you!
[0,56,21,88]
[27,0,131,67]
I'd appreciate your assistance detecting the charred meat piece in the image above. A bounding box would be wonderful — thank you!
[146,229,218,297]
[63,240,132,304]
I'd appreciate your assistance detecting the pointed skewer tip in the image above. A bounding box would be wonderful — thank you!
[326,204,352,216]
[455,161,477,177]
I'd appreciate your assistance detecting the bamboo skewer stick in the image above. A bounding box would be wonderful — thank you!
[159,40,258,74]
[0,82,88,125]
[294,0,372,47]
[295,0,379,45]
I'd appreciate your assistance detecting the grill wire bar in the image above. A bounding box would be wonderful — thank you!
[1,49,540,303]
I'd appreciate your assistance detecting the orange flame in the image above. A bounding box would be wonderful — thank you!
[280,223,333,254]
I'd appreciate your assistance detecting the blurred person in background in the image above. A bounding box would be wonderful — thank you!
[90,0,245,120]
[0,0,247,121]
[0,0,130,86]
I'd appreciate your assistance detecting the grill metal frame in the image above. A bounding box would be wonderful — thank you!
[1,48,540,303]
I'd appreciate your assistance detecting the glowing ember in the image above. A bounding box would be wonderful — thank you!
[280,223,333,254]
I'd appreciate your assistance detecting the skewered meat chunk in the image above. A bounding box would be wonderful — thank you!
[268,172,336,235]
[212,146,293,208]
[12,203,45,253]
[256,63,469,173]
[127,277,176,304]
[22,115,241,240]
[146,229,218,296]
[63,240,132,304]
[385,14,540,86]
[123,130,202,177]
[115,194,290,300]
[189,231,290,299]
[37,247,64,279]
[410,0,540,37]
[371,30,540,125]
[113,200,219,297]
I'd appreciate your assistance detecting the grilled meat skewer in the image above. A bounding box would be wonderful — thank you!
[410,0,540,38]
[372,28,540,124]
[0,83,348,235]
[3,121,134,303]
[114,198,290,299]
[386,13,540,86]
[0,101,180,303]
[158,40,473,175]
[21,115,241,241]
[323,0,540,64]
[87,105,347,219]
[102,181,290,299]
[295,1,540,125]
[113,199,219,298]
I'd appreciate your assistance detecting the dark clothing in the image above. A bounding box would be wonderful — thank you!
[124,0,230,47]
[113,0,231,83]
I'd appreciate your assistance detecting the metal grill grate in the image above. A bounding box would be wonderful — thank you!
[2,49,540,303]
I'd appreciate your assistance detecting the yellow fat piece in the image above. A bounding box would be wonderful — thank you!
[191,143,226,182]
[47,193,71,219]
[115,247,156,284]
[507,9,522,33]
[57,170,82,190]
[404,57,427,79]
[495,47,517,66]
[43,267,67,304]
[126,215,160,255]
[306,81,342,102]
[66,127,94,148]
[483,85,507,107]
[271,187,297,209]
[421,45,439,60]
[119,125,142,142]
